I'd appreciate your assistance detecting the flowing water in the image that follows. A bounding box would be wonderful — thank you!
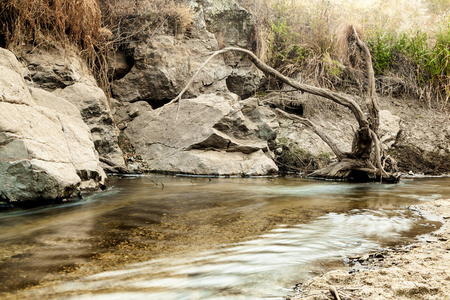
[0,176,449,299]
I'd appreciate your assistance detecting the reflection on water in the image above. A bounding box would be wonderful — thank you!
[0,176,448,299]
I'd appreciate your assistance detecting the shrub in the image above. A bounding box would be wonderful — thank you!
[368,26,450,108]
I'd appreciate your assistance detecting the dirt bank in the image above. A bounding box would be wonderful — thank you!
[289,197,450,300]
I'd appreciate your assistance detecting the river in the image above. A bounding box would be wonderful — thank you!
[0,176,448,299]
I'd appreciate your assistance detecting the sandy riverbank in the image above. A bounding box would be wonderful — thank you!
[289,198,450,300]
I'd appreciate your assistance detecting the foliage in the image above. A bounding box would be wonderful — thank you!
[368,26,450,108]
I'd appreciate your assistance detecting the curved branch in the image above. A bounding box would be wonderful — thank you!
[351,26,380,134]
[276,108,347,160]
[168,47,368,128]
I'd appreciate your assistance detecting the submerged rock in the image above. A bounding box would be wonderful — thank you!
[0,48,105,203]
[125,93,278,175]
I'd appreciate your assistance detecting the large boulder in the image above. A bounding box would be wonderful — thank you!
[110,0,262,107]
[125,93,278,175]
[53,83,125,170]
[0,48,105,203]
[22,47,125,171]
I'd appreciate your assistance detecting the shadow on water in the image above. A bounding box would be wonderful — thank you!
[0,176,448,299]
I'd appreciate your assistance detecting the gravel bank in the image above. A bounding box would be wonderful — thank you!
[290,198,450,300]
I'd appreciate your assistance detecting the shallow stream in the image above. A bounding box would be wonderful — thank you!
[0,176,449,299]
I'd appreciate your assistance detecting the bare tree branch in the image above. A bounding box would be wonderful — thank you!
[370,129,388,177]
[351,25,380,134]
[164,35,398,182]
[168,47,369,128]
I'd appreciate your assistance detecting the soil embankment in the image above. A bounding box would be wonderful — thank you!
[290,197,450,300]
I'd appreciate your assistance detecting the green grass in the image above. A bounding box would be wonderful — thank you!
[368,25,450,107]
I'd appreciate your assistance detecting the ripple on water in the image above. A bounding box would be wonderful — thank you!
[1,176,447,299]
[43,209,420,299]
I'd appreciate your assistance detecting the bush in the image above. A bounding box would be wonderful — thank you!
[368,26,450,107]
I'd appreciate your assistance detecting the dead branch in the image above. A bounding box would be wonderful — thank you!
[329,286,341,300]
[351,25,380,134]
[370,129,388,177]
[168,47,369,128]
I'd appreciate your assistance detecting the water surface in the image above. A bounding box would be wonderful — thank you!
[0,176,448,299]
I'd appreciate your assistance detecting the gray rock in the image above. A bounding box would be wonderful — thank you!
[202,0,263,99]
[111,1,236,106]
[379,110,401,150]
[203,0,254,49]
[114,101,153,129]
[111,0,261,104]
[0,48,106,202]
[53,83,126,169]
[112,33,230,106]
[19,47,125,171]
[226,65,262,99]
[125,93,278,175]
[0,65,35,105]
[22,48,88,91]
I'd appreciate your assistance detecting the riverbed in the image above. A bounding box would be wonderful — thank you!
[0,176,449,299]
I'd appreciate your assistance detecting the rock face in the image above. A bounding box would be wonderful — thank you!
[53,83,125,170]
[22,47,125,171]
[111,0,260,106]
[111,5,230,107]
[22,48,89,91]
[125,93,278,175]
[202,0,263,99]
[0,48,105,202]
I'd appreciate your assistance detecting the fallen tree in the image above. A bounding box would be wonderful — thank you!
[167,25,399,182]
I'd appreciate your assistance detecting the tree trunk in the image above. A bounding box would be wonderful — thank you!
[167,25,399,183]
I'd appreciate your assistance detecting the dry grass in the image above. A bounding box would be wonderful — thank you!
[99,0,194,41]
[0,0,111,96]
[0,0,102,50]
